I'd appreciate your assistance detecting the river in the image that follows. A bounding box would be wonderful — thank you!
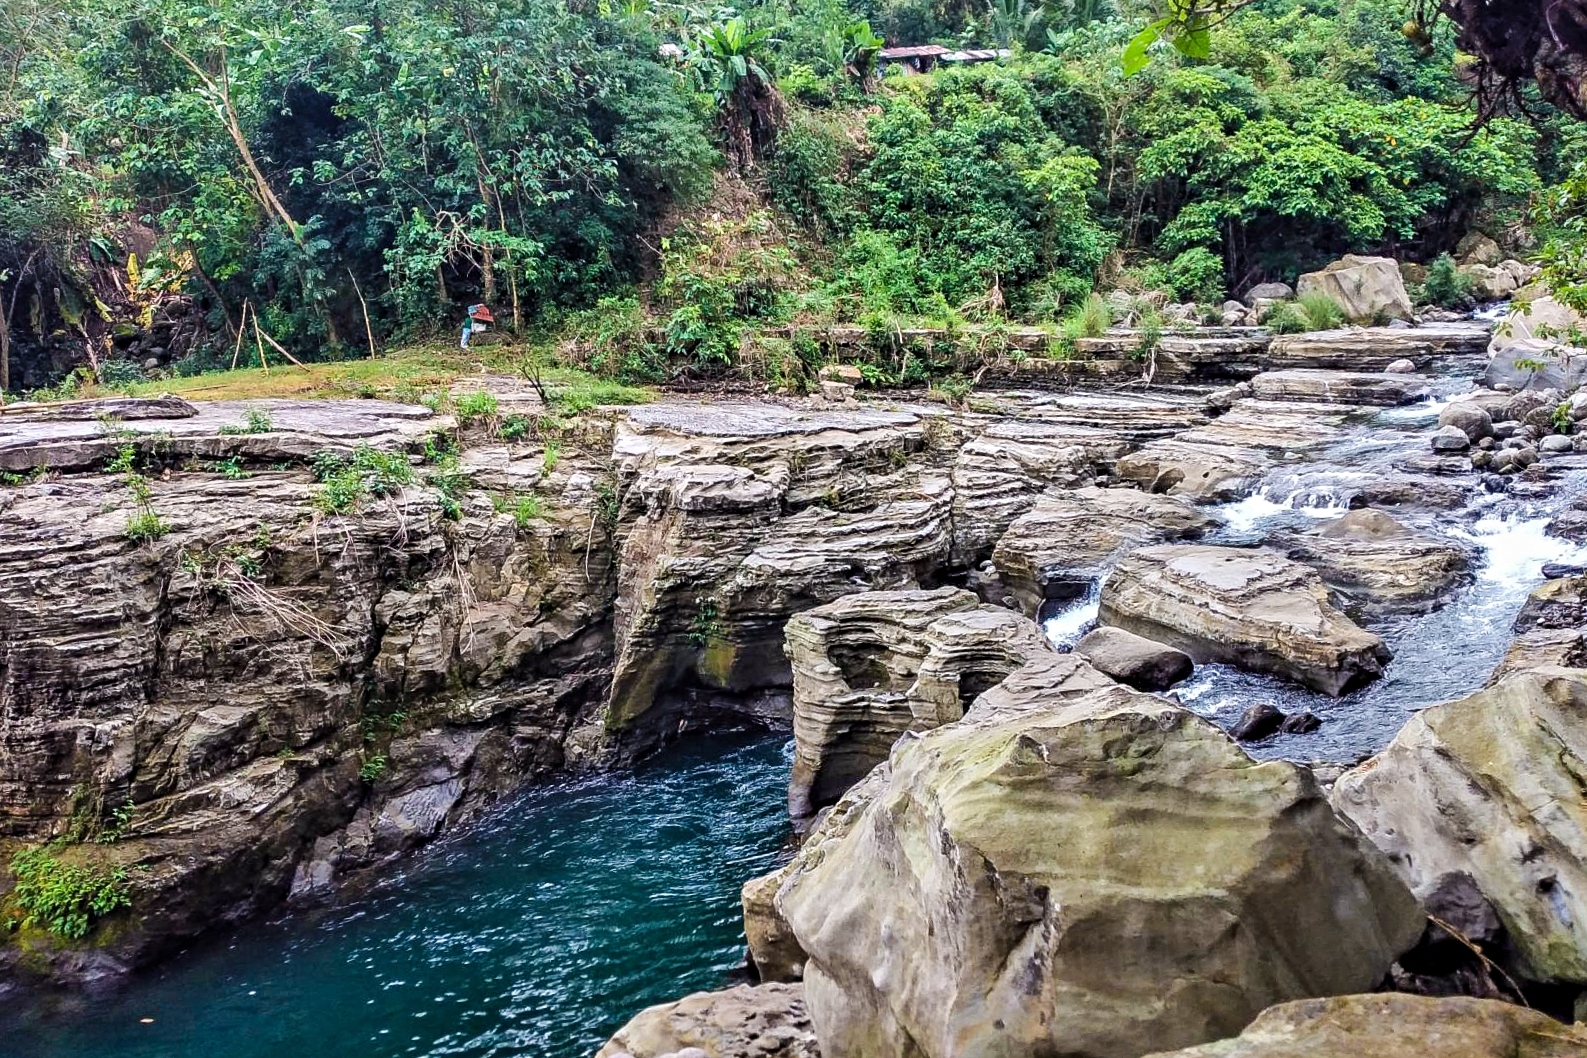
[1,734,791,1058]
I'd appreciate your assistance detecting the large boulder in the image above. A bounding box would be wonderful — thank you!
[1074,625,1193,691]
[1099,545,1392,695]
[1332,668,1587,987]
[775,656,1425,1058]
[1138,994,1587,1058]
[596,983,819,1058]
[1296,256,1414,323]
[1485,296,1587,391]
[990,487,1215,615]
[1462,263,1519,301]
[1439,402,1495,442]
[1244,281,1294,305]
[1276,509,1470,617]
[783,588,1050,819]
[1457,232,1503,266]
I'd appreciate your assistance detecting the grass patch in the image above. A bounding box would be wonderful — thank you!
[311,445,416,515]
[216,406,273,435]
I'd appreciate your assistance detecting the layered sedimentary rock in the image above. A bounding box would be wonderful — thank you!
[0,425,615,983]
[1138,995,1587,1058]
[1492,575,1587,680]
[783,587,1048,818]
[604,403,955,745]
[1099,545,1391,695]
[774,655,1423,1058]
[1275,508,1470,617]
[990,486,1214,615]
[595,982,819,1058]
[1248,369,1431,406]
[948,419,1129,563]
[1333,668,1587,987]
[1118,400,1356,501]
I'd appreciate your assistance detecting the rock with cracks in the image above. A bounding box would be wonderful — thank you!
[773,654,1424,1058]
[1333,667,1587,988]
[783,587,1050,820]
[1099,545,1392,695]
[990,486,1214,615]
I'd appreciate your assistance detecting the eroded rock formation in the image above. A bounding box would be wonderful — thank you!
[595,982,819,1058]
[1333,668,1587,988]
[1098,545,1392,695]
[772,656,1423,1058]
[783,587,1047,819]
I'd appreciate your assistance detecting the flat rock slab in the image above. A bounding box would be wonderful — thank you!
[0,395,198,421]
[625,401,918,438]
[1018,391,1211,440]
[0,398,438,472]
[991,486,1215,614]
[1249,369,1432,406]
[1334,667,1587,987]
[1138,994,1587,1058]
[1266,323,1491,370]
[1276,508,1471,617]
[1099,544,1391,695]
[1074,625,1193,691]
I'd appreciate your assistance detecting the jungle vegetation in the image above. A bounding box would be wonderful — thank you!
[3,0,1587,390]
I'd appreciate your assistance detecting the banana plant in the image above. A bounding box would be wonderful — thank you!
[688,17,783,170]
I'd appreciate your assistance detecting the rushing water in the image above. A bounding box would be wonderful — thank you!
[1043,370,1587,762]
[1,734,791,1058]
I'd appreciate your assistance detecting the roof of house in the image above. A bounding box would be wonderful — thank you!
[878,45,951,60]
[941,48,1012,62]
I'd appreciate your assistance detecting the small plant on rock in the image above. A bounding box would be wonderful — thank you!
[218,406,273,435]
[8,847,131,940]
[1296,290,1346,331]
[454,390,499,430]
[311,446,416,515]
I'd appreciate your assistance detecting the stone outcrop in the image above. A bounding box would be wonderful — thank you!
[1073,625,1193,691]
[1248,369,1430,406]
[1119,400,1356,501]
[596,983,819,1058]
[1333,668,1587,987]
[1296,255,1414,323]
[1138,994,1587,1058]
[0,424,616,984]
[773,655,1424,1058]
[783,588,1049,819]
[1265,323,1491,371]
[1275,509,1470,617]
[948,419,1128,563]
[1098,545,1392,695]
[604,403,954,747]
[1492,576,1587,680]
[990,486,1214,614]
[0,397,442,473]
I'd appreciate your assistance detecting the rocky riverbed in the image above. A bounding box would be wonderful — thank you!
[6,316,1587,1057]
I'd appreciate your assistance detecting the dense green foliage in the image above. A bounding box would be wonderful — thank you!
[2,0,1584,388]
[8,847,132,940]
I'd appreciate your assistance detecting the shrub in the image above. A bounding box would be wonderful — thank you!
[9,847,131,940]
[125,509,169,542]
[1422,253,1473,308]
[1166,248,1227,304]
[512,493,542,528]
[1263,301,1307,334]
[218,406,273,435]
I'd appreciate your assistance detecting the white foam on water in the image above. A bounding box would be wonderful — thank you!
[1474,302,1511,322]
[1042,594,1099,648]
[1215,487,1351,534]
[1455,509,1587,584]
